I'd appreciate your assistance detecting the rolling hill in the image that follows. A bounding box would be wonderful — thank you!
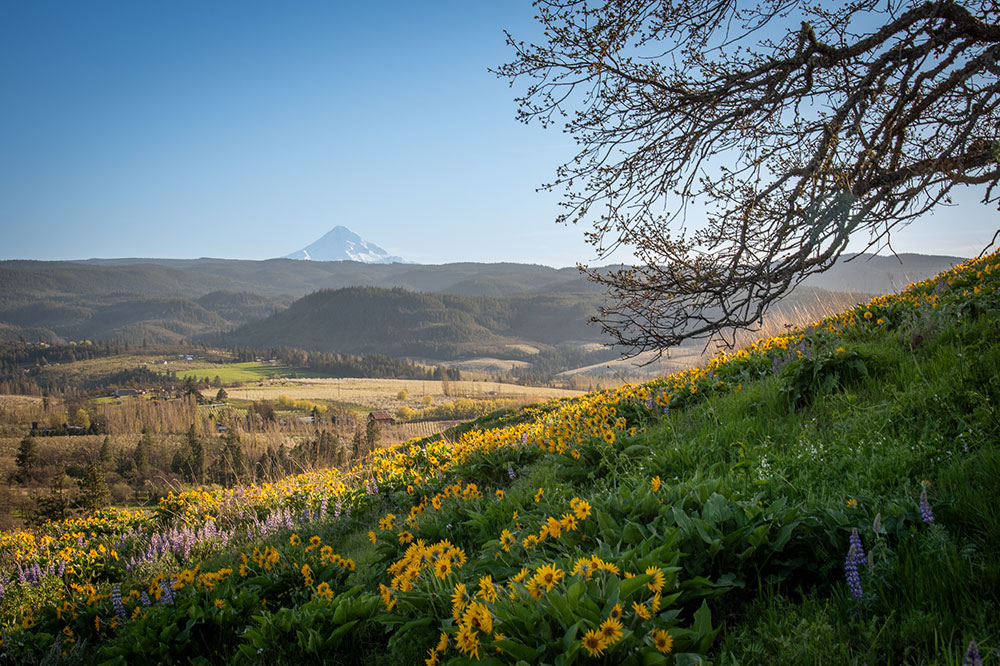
[0,254,965,358]
[214,286,610,360]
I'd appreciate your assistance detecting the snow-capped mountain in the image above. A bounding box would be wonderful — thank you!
[283,226,407,263]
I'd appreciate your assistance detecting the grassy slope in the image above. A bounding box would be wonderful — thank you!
[174,362,324,383]
[1,254,997,665]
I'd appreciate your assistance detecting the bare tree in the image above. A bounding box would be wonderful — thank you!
[498,0,1000,355]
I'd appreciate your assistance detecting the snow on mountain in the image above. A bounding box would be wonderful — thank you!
[283,226,407,264]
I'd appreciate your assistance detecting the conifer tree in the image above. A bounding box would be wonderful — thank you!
[33,468,69,525]
[99,436,112,469]
[77,461,110,514]
[14,436,40,482]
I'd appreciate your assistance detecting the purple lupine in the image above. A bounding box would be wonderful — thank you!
[334,495,342,518]
[111,584,126,619]
[771,356,779,374]
[57,559,66,578]
[844,546,863,600]
[507,463,516,481]
[159,577,176,604]
[140,592,151,607]
[0,577,6,601]
[844,528,865,600]
[848,528,867,565]
[919,486,934,524]
[319,498,328,519]
[964,639,982,666]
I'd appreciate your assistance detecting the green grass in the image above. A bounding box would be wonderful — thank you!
[174,362,325,383]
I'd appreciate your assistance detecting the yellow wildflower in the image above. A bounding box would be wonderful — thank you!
[581,629,607,657]
[599,616,624,645]
[651,628,674,653]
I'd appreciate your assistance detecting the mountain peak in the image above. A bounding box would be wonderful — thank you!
[284,226,407,264]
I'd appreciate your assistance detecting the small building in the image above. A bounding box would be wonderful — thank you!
[368,410,396,427]
[113,388,138,398]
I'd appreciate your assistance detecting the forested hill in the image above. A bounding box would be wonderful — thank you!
[214,286,609,360]
[0,254,964,347]
[69,258,598,298]
[0,260,595,346]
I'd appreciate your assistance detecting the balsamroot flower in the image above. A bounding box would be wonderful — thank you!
[581,629,607,657]
[651,628,674,654]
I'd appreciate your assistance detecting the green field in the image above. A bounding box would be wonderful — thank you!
[173,362,325,383]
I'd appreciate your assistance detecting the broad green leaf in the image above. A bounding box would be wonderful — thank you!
[496,639,543,662]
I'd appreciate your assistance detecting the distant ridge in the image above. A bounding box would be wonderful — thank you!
[283,226,407,264]
[0,252,964,347]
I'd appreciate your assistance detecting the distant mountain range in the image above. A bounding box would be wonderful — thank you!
[283,226,407,263]
[0,253,967,372]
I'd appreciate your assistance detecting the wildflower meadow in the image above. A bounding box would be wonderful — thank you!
[1,252,998,664]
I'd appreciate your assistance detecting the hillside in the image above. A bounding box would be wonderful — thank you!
[1,251,996,664]
[216,286,611,360]
[0,254,962,348]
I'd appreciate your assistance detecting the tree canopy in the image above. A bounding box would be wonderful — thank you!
[499,0,1000,354]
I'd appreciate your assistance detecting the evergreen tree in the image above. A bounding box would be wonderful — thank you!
[133,429,154,479]
[172,425,207,484]
[77,461,110,514]
[33,469,69,525]
[212,430,249,487]
[99,436,112,468]
[14,436,40,482]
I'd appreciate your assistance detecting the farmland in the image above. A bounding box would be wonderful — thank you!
[213,377,583,410]
[173,361,324,383]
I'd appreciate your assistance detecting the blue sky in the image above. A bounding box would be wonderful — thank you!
[0,2,995,266]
